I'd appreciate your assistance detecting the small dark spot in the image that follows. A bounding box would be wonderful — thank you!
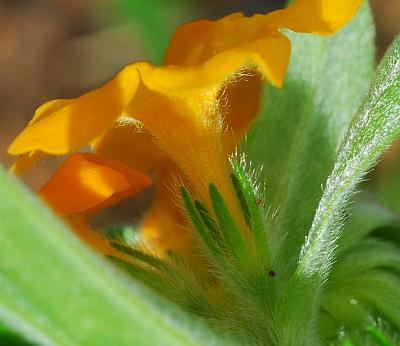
[256,199,263,206]
[268,270,276,277]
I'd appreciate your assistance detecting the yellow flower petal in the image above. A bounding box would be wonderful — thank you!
[164,19,213,66]
[8,65,140,155]
[7,3,362,256]
[139,165,199,254]
[39,153,152,216]
[124,67,239,214]
[9,151,43,176]
[141,175,190,253]
[8,1,361,159]
[9,100,70,174]
[221,72,263,153]
[267,0,363,35]
[8,32,288,158]
[165,14,291,87]
[93,123,168,173]
[28,99,71,125]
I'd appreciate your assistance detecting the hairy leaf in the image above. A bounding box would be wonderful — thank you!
[0,166,222,346]
[300,34,400,282]
[245,2,375,276]
[278,35,400,344]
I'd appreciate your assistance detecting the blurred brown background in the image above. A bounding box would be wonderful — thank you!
[0,0,399,193]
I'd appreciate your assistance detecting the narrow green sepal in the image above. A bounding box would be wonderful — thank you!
[194,200,217,233]
[180,187,222,258]
[106,255,168,292]
[209,183,249,263]
[230,173,251,226]
[194,200,226,251]
[110,242,170,273]
[231,162,270,266]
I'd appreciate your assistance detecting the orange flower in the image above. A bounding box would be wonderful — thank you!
[8,0,362,252]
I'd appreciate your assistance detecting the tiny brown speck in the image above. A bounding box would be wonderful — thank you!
[268,270,276,277]
[256,199,263,205]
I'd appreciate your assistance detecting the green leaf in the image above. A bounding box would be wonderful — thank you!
[0,323,34,346]
[279,35,400,343]
[245,2,375,275]
[300,33,400,282]
[0,165,222,346]
[325,270,400,329]
[332,238,400,278]
[339,196,400,253]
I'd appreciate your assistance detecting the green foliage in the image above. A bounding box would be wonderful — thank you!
[0,323,34,346]
[0,167,222,346]
[277,34,400,344]
[339,195,400,252]
[245,2,375,277]
[1,2,400,346]
[367,325,395,346]
[300,32,400,284]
